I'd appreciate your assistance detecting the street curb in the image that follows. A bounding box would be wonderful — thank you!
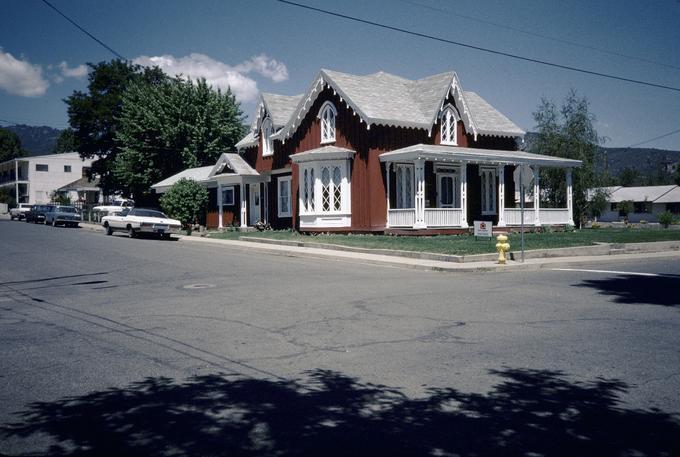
[237,236,680,263]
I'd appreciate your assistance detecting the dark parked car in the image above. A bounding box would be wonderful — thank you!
[25,204,56,224]
[45,205,82,227]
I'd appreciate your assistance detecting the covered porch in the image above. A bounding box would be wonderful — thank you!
[380,144,581,230]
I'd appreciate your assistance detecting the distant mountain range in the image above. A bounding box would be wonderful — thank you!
[4,124,62,156]
[5,125,680,179]
[523,132,680,178]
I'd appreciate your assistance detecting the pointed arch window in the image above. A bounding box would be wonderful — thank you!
[318,101,337,144]
[262,117,274,157]
[440,105,459,146]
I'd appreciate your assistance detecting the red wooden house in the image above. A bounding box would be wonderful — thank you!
[154,69,580,232]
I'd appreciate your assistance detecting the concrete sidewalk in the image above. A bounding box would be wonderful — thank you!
[75,220,680,272]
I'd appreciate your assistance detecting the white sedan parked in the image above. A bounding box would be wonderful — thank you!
[102,208,182,239]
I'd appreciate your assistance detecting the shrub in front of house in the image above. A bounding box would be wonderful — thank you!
[658,211,674,229]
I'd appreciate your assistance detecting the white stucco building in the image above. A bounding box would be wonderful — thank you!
[0,152,96,204]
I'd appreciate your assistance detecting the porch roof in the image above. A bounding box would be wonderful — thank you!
[290,145,356,163]
[379,144,582,168]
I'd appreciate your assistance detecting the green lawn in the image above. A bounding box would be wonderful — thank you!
[209,227,680,256]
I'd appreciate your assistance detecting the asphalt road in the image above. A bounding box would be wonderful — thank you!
[1,218,679,456]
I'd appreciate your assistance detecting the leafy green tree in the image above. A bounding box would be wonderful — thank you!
[52,128,79,154]
[0,187,16,207]
[0,127,26,163]
[618,167,640,186]
[159,178,209,233]
[589,188,609,221]
[531,90,603,226]
[65,60,165,195]
[114,76,244,201]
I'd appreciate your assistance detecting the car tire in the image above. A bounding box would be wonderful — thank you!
[127,226,135,238]
[105,223,113,236]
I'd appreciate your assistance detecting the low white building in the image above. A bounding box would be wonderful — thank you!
[0,152,96,204]
[592,185,679,222]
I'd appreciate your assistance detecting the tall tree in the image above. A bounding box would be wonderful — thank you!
[114,76,245,201]
[531,90,603,226]
[52,128,79,154]
[65,60,165,195]
[0,127,25,163]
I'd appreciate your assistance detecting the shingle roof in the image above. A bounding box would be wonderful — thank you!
[266,68,524,142]
[261,93,304,128]
[606,185,678,203]
[57,176,101,191]
[151,166,214,190]
[653,186,680,203]
[463,91,525,137]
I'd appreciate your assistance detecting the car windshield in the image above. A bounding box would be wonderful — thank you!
[129,209,167,218]
[57,206,77,213]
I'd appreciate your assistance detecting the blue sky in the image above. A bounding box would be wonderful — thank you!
[1,0,679,150]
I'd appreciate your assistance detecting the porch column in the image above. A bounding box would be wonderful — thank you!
[414,158,426,229]
[263,182,269,224]
[217,182,224,230]
[385,162,391,228]
[566,168,574,225]
[497,165,506,227]
[240,178,247,228]
[460,162,468,227]
[533,166,541,226]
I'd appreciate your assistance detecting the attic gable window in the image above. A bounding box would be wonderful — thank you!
[262,117,274,157]
[318,101,337,144]
[440,105,459,146]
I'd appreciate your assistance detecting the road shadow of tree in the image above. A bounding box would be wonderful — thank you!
[2,368,679,456]
[575,274,680,307]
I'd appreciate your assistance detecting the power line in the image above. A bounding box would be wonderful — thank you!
[40,0,126,60]
[627,127,680,148]
[276,0,680,93]
[398,0,680,72]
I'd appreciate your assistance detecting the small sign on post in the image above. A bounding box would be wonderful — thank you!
[473,220,492,239]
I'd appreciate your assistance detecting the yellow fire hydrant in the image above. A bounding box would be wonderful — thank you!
[496,234,510,264]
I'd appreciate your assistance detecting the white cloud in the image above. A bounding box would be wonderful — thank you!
[59,61,88,79]
[0,50,49,97]
[234,54,288,82]
[132,53,288,102]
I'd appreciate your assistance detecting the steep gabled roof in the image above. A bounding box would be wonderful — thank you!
[237,93,303,150]
[270,68,524,142]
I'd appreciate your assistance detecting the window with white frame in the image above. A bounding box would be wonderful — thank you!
[480,167,497,215]
[278,176,292,217]
[298,160,350,215]
[262,117,274,156]
[395,164,414,209]
[302,167,315,212]
[440,105,459,146]
[221,186,235,206]
[319,101,337,144]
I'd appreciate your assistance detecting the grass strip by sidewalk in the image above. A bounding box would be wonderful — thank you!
[208,228,680,256]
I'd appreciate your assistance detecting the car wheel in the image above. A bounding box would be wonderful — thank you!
[105,223,113,236]
[127,226,135,238]
[10,215,14,221]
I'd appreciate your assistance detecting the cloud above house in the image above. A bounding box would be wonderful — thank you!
[132,53,288,102]
[58,61,88,79]
[0,50,49,97]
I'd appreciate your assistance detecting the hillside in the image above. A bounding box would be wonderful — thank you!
[4,124,62,156]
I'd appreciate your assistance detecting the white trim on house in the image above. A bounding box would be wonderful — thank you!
[262,117,274,157]
[296,154,352,228]
[439,104,459,146]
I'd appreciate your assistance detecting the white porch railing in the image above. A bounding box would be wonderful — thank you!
[424,208,463,227]
[504,208,570,226]
[504,208,535,225]
[537,208,570,225]
[388,209,416,227]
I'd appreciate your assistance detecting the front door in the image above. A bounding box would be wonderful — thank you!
[437,173,459,208]
[480,167,497,215]
[249,183,261,226]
